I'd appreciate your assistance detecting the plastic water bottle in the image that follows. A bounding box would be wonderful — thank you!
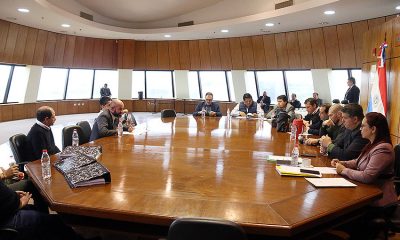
[72,129,79,146]
[117,121,123,137]
[201,106,206,118]
[290,124,297,142]
[41,149,51,180]
[291,144,299,166]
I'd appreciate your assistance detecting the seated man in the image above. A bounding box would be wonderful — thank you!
[90,99,133,141]
[27,106,60,161]
[289,93,301,108]
[320,104,369,160]
[266,95,295,120]
[231,93,263,117]
[193,92,222,117]
[98,96,112,116]
[257,91,271,113]
[303,98,322,135]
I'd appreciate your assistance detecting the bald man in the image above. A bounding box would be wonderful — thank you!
[90,99,133,141]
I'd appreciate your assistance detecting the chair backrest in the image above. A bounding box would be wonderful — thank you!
[9,134,33,171]
[394,144,400,195]
[62,125,85,149]
[167,218,247,240]
[161,109,176,118]
[0,227,18,240]
[76,121,92,144]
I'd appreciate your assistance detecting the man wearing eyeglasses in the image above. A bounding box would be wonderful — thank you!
[193,92,222,117]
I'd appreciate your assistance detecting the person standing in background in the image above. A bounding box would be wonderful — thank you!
[289,93,301,108]
[313,92,323,107]
[344,77,360,103]
[100,83,112,97]
[257,91,271,113]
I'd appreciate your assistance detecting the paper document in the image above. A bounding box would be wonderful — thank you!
[312,167,337,174]
[305,178,357,187]
[267,155,303,164]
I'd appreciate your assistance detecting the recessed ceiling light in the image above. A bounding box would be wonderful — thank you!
[396,5,400,10]
[265,23,274,27]
[61,24,70,28]
[221,29,229,33]
[164,34,171,38]
[324,10,335,15]
[17,8,29,13]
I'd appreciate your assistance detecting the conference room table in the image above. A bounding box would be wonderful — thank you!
[26,116,382,239]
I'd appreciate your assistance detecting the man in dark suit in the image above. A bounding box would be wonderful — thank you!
[100,83,112,97]
[289,93,301,108]
[344,77,360,103]
[90,99,133,141]
[193,92,222,117]
[257,91,271,113]
[303,98,322,135]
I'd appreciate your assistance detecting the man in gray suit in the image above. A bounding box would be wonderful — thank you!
[90,99,133,141]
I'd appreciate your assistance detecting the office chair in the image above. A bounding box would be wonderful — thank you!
[61,125,85,149]
[332,99,340,104]
[0,227,18,240]
[9,134,33,171]
[167,218,247,240]
[76,121,92,144]
[161,109,176,118]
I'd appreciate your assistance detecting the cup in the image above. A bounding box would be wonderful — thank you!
[302,158,311,168]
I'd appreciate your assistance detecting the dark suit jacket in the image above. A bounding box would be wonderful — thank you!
[344,85,360,103]
[100,87,111,97]
[304,109,322,135]
[90,110,118,141]
[257,96,271,107]
[193,102,222,117]
[289,99,301,108]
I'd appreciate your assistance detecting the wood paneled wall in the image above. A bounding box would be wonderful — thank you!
[0,16,395,70]
[361,16,400,144]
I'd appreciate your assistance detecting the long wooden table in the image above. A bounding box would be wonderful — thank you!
[26,116,382,239]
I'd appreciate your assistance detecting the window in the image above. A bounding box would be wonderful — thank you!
[0,65,12,102]
[256,71,285,104]
[329,69,361,102]
[244,71,258,100]
[37,68,68,100]
[146,71,174,98]
[350,69,362,87]
[92,70,118,98]
[188,71,200,99]
[65,69,94,99]
[199,71,229,101]
[132,71,145,98]
[7,66,29,103]
[285,70,314,103]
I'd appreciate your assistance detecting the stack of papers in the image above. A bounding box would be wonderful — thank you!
[276,165,321,178]
[305,178,357,187]
[267,155,303,164]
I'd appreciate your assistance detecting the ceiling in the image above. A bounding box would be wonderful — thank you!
[0,0,399,40]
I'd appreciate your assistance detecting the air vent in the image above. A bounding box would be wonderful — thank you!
[80,11,93,21]
[178,21,194,27]
[275,0,293,10]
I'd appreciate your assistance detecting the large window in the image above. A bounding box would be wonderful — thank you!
[198,71,229,101]
[329,69,361,102]
[7,66,29,103]
[132,71,145,98]
[256,71,286,104]
[0,65,12,102]
[188,71,200,99]
[244,72,258,99]
[285,70,314,103]
[37,68,68,101]
[65,69,94,99]
[146,71,174,98]
[92,70,118,98]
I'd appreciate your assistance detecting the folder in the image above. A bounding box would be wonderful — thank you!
[58,146,102,159]
[275,165,321,178]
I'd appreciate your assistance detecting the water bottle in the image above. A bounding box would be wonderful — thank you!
[41,149,51,180]
[201,106,206,118]
[126,113,132,127]
[291,144,299,166]
[117,121,123,137]
[290,124,297,142]
[72,129,79,146]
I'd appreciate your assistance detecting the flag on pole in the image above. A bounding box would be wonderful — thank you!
[367,41,388,116]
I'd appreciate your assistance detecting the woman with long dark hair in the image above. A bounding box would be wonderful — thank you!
[331,112,397,207]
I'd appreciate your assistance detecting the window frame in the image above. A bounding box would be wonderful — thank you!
[0,64,27,103]
[189,70,231,101]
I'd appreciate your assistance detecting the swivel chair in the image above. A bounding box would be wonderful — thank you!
[161,109,176,118]
[62,125,85,149]
[76,121,92,144]
[9,134,33,171]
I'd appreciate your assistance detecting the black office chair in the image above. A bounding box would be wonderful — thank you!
[9,134,33,171]
[76,121,92,144]
[161,109,176,118]
[0,227,18,240]
[167,218,247,240]
[332,99,340,104]
[62,125,85,149]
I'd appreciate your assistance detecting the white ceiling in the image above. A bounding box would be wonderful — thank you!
[0,0,399,40]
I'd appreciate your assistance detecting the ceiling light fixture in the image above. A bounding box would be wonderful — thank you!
[265,23,274,27]
[324,10,335,15]
[61,24,70,28]
[221,29,229,33]
[396,5,400,10]
[17,8,30,13]
[164,34,171,38]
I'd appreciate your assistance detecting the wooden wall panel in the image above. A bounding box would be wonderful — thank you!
[360,63,372,111]
[297,30,313,69]
[368,17,386,29]
[178,41,190,70]
[12,25,28,64]
[101,39,115,69]
[240,37,255,69]
[0,20,10,60]
[351,20,369,68]
[43,32,56,66]
[12,104,27,120]
[388,58,400,138]
[168,41,180,70]
[189,40,201,69]
[82,37,94,68]
[337,23,356,68]
[251,36,266,70]
[92,39,104,68]
[32,30,48,66]
[380,21,393,59]
[286,32,301,69]
[22,28,38,65]
[53,34,66,67]
[134,41,146,69]
[274,33,289,69]
[72,36,85,67]
[263,34,278,69]
[198,40,211,70]
[3,23,18,63]
[63,35,76,67]
[157,41,170,69]
[117,40,124,68]
[218,38,232,69]
[145,41,158,70]
[208,39,221,70]
[323,26,341,68]
[229,38,243,69]
[122,40,135,69]
[366,17,386,63]
[310,28,327,69]
[391,17,400,59]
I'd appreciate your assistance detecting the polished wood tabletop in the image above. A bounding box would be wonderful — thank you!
[26,116,381,238]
